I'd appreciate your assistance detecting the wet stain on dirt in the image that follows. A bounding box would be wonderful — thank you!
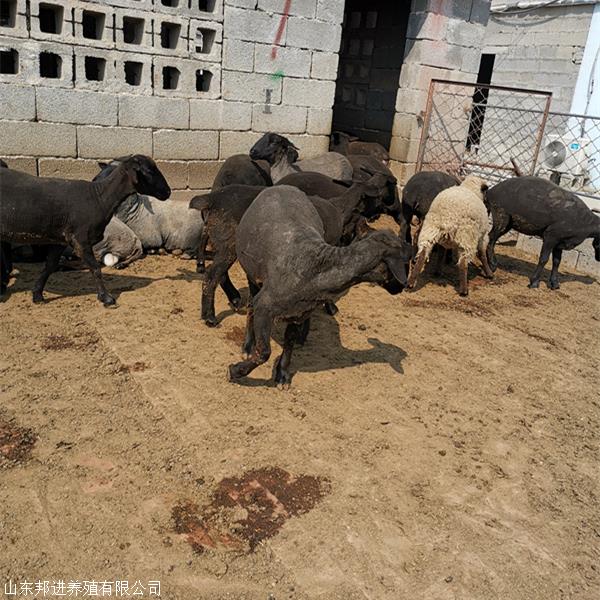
[41,332,99,351]
[0,418,37,468]
[172,466,329,554]
[121,361,149,373]
[225,326,246,345]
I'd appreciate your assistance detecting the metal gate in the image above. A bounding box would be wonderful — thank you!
[416,79,552,183]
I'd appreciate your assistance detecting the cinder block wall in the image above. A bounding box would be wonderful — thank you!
[0,0,343,199]
[484,3,595,112]
[390,0,491,184]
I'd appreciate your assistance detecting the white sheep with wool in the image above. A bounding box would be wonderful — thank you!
[407,175,494,296]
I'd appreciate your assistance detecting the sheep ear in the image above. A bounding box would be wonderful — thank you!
[384,256,408,286]
[481,183,489,193]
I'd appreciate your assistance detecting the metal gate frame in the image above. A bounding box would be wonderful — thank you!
[416,79,553,181]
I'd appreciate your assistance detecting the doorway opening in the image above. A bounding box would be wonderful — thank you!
[332,0,410,148]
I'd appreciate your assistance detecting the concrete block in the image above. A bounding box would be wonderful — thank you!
[389,136,420,163]
[153,129,219,160]
[406,12,448,41]
[0,120,76,156]
[392,113,421,140]
[219,130,264,158]
[0,37,26,85]
[74,47,120,93]
[516,234,542,257]
[73,2,115,49]
[77,125,152,159]
[156,160,189,189]
[115,8,154,54]
[19,40,74,89]
[282,77,336,108]
[252,104,307,134]
[0,0,28,39]
[395,87,428,114]
[119,95,190,129]
[189,20,223,62]
[29,0,74,43]
[153,57,221,100]
[224,6,285,44]
[389,160,416,185]
[38,158,100,180]
[155,0,223,20]
[446,19,485,48]
[37,88,118,126]
[223,38,254,72]
[254,43,311,78]
[189,0,224,21]
[258,0,316,18]
[315,0,344,24]
[225,0,256,8]
[310,51,338,81]
[0,156,38,175]
[188,160,223,188]
[152,14,191,58]
[469,0,490,25]
[88,0,152,10]
[307,108,332,135]
[190,99,252,130]
[0,84,35,121]
[286,16,341,52]
[114,52,153,95]
[222,69,282,103]
[286,134,329,159]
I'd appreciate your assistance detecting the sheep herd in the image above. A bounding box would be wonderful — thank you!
[1,132,599,388]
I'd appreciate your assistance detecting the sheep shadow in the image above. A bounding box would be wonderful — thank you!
[4,262,169,303]
[231,308,407,388]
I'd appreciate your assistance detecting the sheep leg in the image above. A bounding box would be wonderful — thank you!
[528,237,554,289]
[477,238,494,279]
[241,280,261,357]
[272,323,301,390]
[77,243,116,306]
[220,272,242,310]
[407,244,433,289]
[201,252,235,327]
[487,215,511,272]
[32,245,65,303]
[549,247,562,290]
[295,318,311,346]
[229,306,272,381]
[195,228,209,274]
[323,301,338,315]
[433,246,446,277]
[0,242,12,295]
[458,253,469,297]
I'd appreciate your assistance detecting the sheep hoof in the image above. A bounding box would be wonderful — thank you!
[204,317,218,327]
[459,290,468,297]
[549,280,560,290]
[32,291,44,303]
[172,249,183,257]
[100,293,117,307]
[528,280,540,289]
[230,297,243,311]
[196,264,206,274]
[276,382,291,391]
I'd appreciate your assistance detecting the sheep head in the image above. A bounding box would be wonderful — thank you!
[250,133,299,166]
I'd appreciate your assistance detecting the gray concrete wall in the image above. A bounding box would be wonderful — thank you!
[0,0,342,199]
[390,0,491,184]
[485,3,595,112]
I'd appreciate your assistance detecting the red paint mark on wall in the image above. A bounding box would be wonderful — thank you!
[271,0,292,59]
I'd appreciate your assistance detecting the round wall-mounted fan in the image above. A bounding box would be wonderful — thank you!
[542,140,567,169]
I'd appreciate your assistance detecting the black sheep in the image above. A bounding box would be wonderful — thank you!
[229,185,411,388]
[0,155,170,305]
[486,176,600,289]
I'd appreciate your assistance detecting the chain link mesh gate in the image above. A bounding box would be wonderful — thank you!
[416,79,552,184]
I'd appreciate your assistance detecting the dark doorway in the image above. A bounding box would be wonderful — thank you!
[332,0,410,148]
[466,53,495,151]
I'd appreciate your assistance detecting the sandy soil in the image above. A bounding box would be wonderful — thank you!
[1,240,599,600]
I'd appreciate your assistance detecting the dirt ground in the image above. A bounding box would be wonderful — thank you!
[1,239,599,600]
